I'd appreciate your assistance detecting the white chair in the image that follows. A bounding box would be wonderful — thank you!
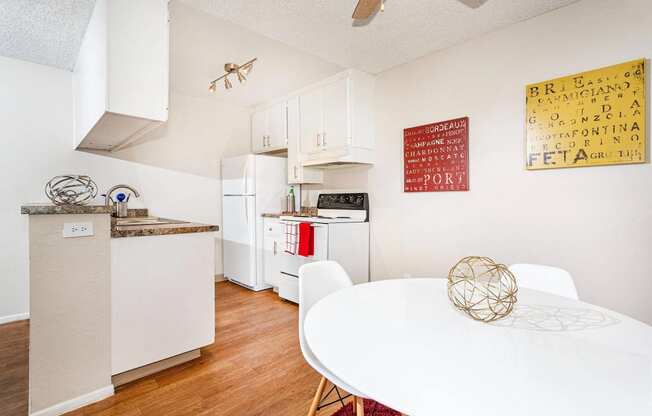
[299,261,367,416]
[508,263,579,300]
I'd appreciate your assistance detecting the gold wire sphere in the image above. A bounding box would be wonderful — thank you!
[447,256,518,322]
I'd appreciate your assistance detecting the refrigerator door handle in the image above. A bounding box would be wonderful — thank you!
[244,197,249,225]
[243,157,249,195]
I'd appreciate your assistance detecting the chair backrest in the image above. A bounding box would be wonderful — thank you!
[298,261,353,365]
[508,263,579,300]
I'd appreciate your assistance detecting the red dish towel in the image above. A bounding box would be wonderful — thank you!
[298,222,314,257]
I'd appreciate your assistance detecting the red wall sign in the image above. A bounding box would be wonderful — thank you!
[403,117,469,192]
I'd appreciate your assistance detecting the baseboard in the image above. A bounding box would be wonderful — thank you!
[30,385,114,416]
[214,273,225,282]
[0,312,29,325]
[112,349,200,387]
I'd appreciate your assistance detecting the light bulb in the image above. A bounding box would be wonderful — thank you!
[224,77,232,89]
[236,70,247,84]
[381,0,385,12]
[241,63,253,76]
[208,82,216,92]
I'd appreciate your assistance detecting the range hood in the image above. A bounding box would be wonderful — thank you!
[301,145,374,168]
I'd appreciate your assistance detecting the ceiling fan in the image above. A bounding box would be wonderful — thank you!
[352,0,488,20]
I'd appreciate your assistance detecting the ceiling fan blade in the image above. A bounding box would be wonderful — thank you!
[352,0,382,19]
[457,0,488,8]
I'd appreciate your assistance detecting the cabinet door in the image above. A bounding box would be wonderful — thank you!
[267,102,287,150]
[287,97,301,183]
[290,95,323,184]
[251,110,268,153]
[299,88,323,154]
[108,0,169,121]
[321,77,349,150]
[263,219,283,287]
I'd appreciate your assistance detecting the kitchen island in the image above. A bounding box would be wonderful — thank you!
[109,211,218,385]
[22,204,219,413]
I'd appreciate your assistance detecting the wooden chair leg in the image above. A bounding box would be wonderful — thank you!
[308,376,327,416]
[355,396,364,416]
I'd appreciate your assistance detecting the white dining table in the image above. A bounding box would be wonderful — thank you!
[304,278,652,416]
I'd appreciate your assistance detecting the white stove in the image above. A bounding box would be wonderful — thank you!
[280,193,369,224]
[277,193,370,303]
[278,215,364,224]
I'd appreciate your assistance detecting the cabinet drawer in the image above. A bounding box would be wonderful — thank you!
[279,272,299,303]
[264,219,283,237]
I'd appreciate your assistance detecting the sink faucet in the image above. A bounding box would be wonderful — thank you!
[105,184,140,217]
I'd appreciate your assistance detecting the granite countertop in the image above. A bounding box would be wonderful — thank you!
[111,218,219,238]
[22,205,219,237]
[21,204,113,215]
[262,213,282,218]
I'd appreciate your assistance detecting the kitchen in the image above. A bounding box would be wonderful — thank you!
[1,1,652,416]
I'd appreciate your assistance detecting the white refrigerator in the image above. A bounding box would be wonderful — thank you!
[222,154,287,291]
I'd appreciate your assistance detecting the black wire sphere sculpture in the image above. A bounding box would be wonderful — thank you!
[45,175,98,206]
[448,256,518,322]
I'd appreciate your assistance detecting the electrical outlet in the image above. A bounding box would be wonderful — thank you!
[63,222,94,238]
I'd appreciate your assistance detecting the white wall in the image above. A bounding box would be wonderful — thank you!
[312,0,652,324]
[108,2,342,178]
[0,55,221,322]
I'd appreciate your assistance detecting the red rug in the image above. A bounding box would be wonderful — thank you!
[331,399,401,416]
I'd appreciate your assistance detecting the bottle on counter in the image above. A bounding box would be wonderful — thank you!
[286,188,295,214]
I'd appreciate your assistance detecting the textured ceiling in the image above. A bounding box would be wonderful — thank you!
[170,2,343,107]
[0,0,96,70]
[181,0,579,74]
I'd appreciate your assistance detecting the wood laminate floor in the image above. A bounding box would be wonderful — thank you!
[67,281,348,416]
[0,320,29,416]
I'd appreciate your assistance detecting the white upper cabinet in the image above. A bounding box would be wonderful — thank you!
[287,97,323,184]
[298,70,375,167]
[73,0,169,151]
[298,87,323,155]
[251,69,375,177]
[251,101,288,153]
[320,77,349,150]
[251,110,268,153]
[267,103,287,149]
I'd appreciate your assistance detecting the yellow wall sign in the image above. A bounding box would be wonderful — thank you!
[526,59,646,170]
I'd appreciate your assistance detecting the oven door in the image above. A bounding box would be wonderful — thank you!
[278,222,329,303]
[279,222,329,275]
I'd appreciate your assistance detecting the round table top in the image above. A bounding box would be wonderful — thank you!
[304,278,652,416]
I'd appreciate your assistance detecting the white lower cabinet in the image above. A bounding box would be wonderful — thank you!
[263,218,284,287]
[111,233,215,375]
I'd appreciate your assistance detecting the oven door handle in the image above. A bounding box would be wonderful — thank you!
[280,221,326,228]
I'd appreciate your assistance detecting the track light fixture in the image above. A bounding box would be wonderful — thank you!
[208,58,257,93]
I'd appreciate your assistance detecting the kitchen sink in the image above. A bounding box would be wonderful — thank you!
[115,217,187,227]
